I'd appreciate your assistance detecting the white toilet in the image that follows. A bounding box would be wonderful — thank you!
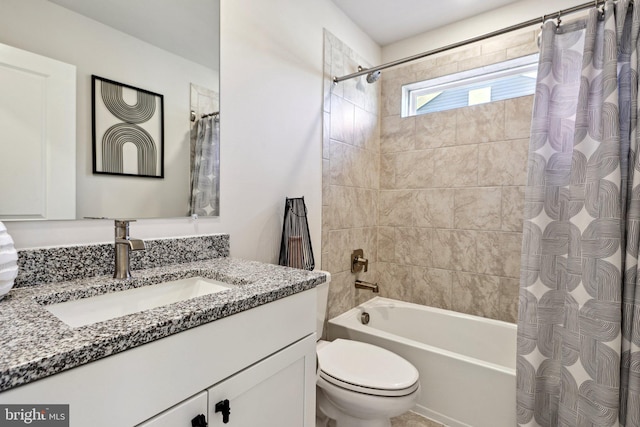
[315,280,420,427]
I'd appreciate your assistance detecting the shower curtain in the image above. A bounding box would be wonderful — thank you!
[517,1,640,426]
[189,115,220,216]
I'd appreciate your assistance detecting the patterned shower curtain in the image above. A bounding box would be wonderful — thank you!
[517,1,640,426]
[189,115,220,216]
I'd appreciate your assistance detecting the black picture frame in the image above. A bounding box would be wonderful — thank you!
[91,75,164,178]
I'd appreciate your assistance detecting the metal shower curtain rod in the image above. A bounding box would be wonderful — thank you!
[333,0,607,84]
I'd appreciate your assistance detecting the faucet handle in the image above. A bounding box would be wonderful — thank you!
[351,249,369,273]
[114,219,137,239]
[356,256,369,272]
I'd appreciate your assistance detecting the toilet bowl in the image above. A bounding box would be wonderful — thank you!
[315,279,420,427]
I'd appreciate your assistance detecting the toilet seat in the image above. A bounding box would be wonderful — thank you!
[317,339,419,397]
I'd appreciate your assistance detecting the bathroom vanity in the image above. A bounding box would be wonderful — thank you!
[0,237,325,426]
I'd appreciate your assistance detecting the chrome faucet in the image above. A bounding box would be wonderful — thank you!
[114,219,146,279]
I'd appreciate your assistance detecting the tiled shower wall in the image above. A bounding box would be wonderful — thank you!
[322,28,537,324]
[322,31,380,320]
[377,29,538,323]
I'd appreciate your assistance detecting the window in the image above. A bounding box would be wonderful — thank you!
[402,54,539,117]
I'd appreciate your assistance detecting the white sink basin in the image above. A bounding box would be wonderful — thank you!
[44,276,235,327]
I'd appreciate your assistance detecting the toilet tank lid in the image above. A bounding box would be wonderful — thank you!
[317,339,419,390]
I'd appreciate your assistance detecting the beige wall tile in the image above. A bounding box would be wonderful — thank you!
[411,266,452,310]
[396,227,433,267]
[354,107,380,151]
[394,150,434,188]
[414,189,454,228]
[505,96,534,140]
[498,277,520,323]
[408,56,438,75]
[379,190,414,226]
[458,50,507,72]
[327,186,377,229]
[502,186,525,232]
[364,78,381,115]
[378,262,413,302]
[324,31,533,324]
[384,64,417,83]
[323,112,330,159]
[330,141,379,188]
[323,31,380,321]
[330,94,354,144]
[330,46,345,99]
[432,229,477,272]
[412,62,458,81]
[454,187,502,230]
[321,253,329,272]
[378,226,396,263]
[476,231,523,278]
[342,54,366,109]
[506,42,539,60]
[327,271,356,320]
[322,159,330,204]
[381,76,406,117]
[327,227,377,274]
[478,139,528,186]
[381,115,415,153]
[457,101,505,144]
[380,154,396,189]
[432,145,478,187]
[481,30,535,55]
[435,45,482,66]
[451,272,501,319]
[415,109,457,149]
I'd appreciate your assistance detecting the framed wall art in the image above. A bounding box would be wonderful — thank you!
[92,75,164,178]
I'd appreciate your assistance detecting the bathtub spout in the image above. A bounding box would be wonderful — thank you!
[355,280,379,293]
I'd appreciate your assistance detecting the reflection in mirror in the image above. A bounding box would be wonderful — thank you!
[189,84,220,217]
[0,42,76,221]
[0,0,220,221]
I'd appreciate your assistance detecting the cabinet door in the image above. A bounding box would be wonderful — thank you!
[207,334,316,427]
[137,392,207,427]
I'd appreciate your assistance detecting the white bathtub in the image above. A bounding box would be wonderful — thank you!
[326,297,517,427]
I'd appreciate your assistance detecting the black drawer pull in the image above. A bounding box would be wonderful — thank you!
[215,399,231,424]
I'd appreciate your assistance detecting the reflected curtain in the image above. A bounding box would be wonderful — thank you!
[517,1,640,426]
[189,115,220,216]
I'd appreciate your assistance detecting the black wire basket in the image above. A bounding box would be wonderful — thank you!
[278,197,314,270]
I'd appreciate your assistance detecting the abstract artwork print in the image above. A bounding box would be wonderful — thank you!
[92,76,164,178]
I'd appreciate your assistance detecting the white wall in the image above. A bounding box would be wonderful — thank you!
[2,0,379,266]
[382,0,588,62]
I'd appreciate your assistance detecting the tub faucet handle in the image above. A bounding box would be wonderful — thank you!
[351,249,369,273]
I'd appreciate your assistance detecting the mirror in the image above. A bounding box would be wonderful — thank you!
[0,0,220,220]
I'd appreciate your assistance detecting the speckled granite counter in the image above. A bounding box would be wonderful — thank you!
[0,257,326,392]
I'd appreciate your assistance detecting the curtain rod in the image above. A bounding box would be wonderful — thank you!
[333,0,605,84]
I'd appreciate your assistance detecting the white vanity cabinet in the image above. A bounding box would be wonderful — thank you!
[0,289,317,427]
[137,335,315,427]
[207,335,313,426]
[137,392,208,427]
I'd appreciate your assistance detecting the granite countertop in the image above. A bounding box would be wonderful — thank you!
[0,257,327,392]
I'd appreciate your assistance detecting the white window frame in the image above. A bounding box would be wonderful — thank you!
[401,53,539,117]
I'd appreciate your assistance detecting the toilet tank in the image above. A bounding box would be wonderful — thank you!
[316,274,331,339]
